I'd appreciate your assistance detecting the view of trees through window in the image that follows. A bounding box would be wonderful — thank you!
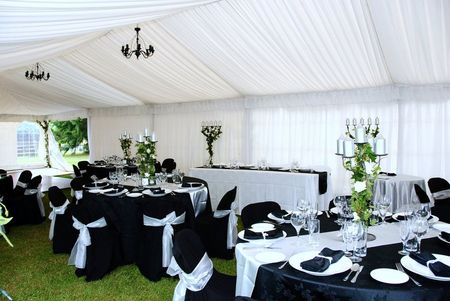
[51,118,89,166]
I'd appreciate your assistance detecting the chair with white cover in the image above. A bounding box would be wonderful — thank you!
[48,186,77,254]
[136,195,188,281]
[241,201,281,229]
[69,200,122,281]
[428,177,450,223]
[195,186,237,259]
[167,229,236,301]
[182,176,213,218]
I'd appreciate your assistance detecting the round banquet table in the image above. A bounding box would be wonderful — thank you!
[86,164,139,179]
[235,215,450,301]
[81,186,195,265]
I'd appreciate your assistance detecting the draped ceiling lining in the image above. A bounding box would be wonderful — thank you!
[0,0,449,117]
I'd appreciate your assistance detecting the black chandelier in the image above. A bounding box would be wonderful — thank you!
[25,63,50,81]
[121,26,155,59]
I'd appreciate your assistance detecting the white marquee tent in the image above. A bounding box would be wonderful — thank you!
[0,0,449,192]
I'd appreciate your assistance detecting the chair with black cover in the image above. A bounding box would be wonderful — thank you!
[48,186,78,254]
[414,184,431,204]
[13,170,32,197]
[70,177,85,204]
[167,229,236,301]
[0,169,7,177]
[77,161,90,175]
[69,199,122,281]
[161,158,176,173]
[195,186,237,259]
[183,176,213,217]
[241,201,281,229]
[428,177,450,223]
[155,161,162,173]
[22,175,45,224]
[136,195,188,281]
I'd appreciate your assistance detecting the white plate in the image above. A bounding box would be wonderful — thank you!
[370,268,409,284]
[437,234,450,245]
[251,223,275,232]
[103,188,128,196]
[126,192,142,198]
[267,211,292,223]
[372,210,393,217]
[428,215,439,224]
[88,188,114,194]
[401,253,450,281]
[433,223,450,232]
[255,251,286,264]
[288,250,352,276]
[238,230,287,244]
[142,188,171,197]
[392,212,411,221]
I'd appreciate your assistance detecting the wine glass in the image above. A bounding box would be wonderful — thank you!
[333,195,346,225]
[377,196,391,225]
[411,217,428,253]
[290,211,307,246]
[398,220,412,255]
[346,220,363,262]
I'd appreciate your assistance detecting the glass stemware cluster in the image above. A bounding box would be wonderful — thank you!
[397,203,430,255]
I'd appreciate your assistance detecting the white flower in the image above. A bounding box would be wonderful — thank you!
[354,181,366,192]
[364,162,374,174]
[146,148,151,153]
[151,154,156,159]
[353,212,360,221]
[144,173,149,177]
[144,141,149,145]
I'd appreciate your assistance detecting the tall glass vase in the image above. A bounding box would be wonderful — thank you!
[356,226,368,258]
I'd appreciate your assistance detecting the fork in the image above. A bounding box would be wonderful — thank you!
[278,250,296,269]
[395,262,422,286]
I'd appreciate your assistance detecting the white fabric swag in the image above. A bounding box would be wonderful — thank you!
[68,216,107,269]
[167,253,213,301]
[48,200,70,240]
[143,212,186,267]
[16,181,27,188]
[432,189,450,201]
[213,201,238,249]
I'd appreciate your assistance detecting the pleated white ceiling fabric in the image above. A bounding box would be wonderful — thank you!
[0,0,449,116]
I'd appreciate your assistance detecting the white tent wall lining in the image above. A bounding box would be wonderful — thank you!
[83,84,449,195]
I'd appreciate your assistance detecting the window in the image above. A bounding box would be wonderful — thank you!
[16,122,42,164]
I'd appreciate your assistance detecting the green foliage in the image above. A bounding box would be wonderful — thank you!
[36,120,51,168]
[0,202,13,247]
[51,118,89,155]
[136,139,156,177]
[119,138,133,160]
[201,125,222,165]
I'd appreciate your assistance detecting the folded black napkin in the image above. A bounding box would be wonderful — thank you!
[395,214,406,221]
[104,187,125,195]
[243,229,283,240]
[300,248,345,272]
[441,232,450,242]
[150,187,165,194]
[380,171,397,176]
[181,182,202,188]
[409,252,450,277]
[271,210,292,220]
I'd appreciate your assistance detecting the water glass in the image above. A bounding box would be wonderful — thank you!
[411,217,428,253]
[308,219,320,247]
[291,211,307,246]
[342,221,353,256]
[346,221,363,262]
[333,195,346,225]
[399,220,412,255]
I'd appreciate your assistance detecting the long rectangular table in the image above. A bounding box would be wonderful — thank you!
[189,167,333,213]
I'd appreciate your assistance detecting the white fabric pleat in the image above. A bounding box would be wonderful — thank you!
[213,201,238,249]
[143,212,186,267]
[68,216,108,269]
[48,200,70,240]
[166,253,213,301]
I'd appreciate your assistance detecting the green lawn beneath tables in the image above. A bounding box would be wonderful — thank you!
[63,153,89,166]
[0,190,237,301]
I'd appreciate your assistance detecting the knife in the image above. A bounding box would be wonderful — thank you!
[350,265,364,283]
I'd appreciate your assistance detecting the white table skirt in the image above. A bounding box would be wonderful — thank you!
[373,174,427,212]
[235,222,440,297]
[189,167,333,213]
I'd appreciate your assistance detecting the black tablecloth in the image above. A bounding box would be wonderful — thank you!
[86,165,139,179]
[82,187,195,265]
[250,230,450,301]
[199,166,328,194]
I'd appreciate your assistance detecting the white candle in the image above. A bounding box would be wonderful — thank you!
[343,138,355,157]
[346,118,350,126]
[336,135,345,155]
[368,117,372,125]
[355,125,366,143]
[352,118,357,126]
[151,132,157,142]
[144,128,149,137]
[138,134,143,142]
[375,134,386,155]
[360,118,364,125]
[367,136,375,150]
[375,117,380,125]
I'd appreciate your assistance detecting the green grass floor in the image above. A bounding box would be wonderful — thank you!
[0,191,237,301]
[63,153,90,166]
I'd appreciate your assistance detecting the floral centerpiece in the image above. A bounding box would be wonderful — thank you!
[201,121,222,166]
[119,132,133,162]
[337,117,387,226]
[135,133,157,184]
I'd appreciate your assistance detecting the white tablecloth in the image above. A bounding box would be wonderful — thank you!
[235,222,440,297]
[373,174,427,212]
[189,167,333,213]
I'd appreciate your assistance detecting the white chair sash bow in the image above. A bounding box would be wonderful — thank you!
[74,190,83,201]
[80,170,87,174]
[16,180,27,188]
[167,253,213,301]
[213,201,238,249]
[432,189,450,200]
[48,200,70,240]
[68,216,107,269]
[143,212,186,267]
